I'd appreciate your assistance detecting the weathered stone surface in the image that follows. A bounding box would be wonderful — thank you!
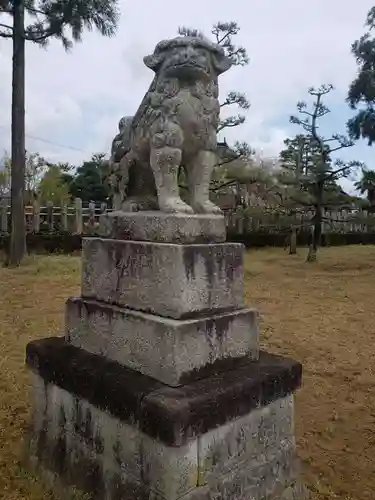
[99,210,226,244]
[142,433,198,499]
[186,448,300,500]
[26,337,302,446]
[267,480,309,500]
[81,238,244,319]
[107,36,232,214]
[197,395,295,485]
[65,297,259,386]
[28,374,198,500]
[28,373,143,481]
[27,374,305,500]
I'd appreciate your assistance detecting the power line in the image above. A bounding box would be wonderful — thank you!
[25,132,85,152]
[0,123,86,153]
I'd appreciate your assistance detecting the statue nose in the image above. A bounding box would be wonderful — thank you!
[184,47,195,59]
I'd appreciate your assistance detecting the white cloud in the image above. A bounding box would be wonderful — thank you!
[0,0,374,174]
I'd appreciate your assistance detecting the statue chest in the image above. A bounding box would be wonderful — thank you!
[168,91,217,130]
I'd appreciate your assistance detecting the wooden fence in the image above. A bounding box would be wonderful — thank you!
[226,208,375,234]
[0,198,375,235]
[0,198,105,235]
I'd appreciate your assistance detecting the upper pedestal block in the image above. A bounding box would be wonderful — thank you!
[99,211,227,244]
[81,238,245,319]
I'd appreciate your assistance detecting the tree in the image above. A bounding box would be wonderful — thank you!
[0,152,11,198]
[37,163,71,205]
[0,149,54,201]
[178,22,253,184]
[24,151,46,202]
[66,153,110,203]
[278,134,341,206]
[279,134,329,180]
[278,134,353,255]
[347,6,375,144]
[0,0,119,266]
[287,84,362,262]
[354,168,375,208]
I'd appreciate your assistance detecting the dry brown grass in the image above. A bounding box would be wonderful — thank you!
[0,246,374,500]
[244,246,375,500]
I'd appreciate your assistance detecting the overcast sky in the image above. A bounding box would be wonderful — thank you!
[0,0,374,193]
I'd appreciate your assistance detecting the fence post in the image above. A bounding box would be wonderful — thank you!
[61,202,68,231]
[226,211,232,230]
[33,199,40,233]
[237,214,244,234]
[362,209,368,233]
[88,201,96,233]
[46,200,54,232]
[0,202,8,233]
[75,197,83,234]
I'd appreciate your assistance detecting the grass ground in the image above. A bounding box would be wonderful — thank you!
[0,246,374,500]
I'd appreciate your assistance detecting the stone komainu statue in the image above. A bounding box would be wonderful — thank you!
[108,36,232,214]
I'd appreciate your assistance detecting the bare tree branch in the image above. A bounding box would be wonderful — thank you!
[216,155,242,167]
[0,22,13,32]
[25,6,47,15]
[309,84,334,96]
[217,115,245,132]
[329,144,354,153]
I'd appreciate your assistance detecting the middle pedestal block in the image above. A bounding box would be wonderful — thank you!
[65,298,259,386]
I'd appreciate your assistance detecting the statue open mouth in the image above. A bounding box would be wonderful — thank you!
[175,60,205,69]
[167,62,208,79]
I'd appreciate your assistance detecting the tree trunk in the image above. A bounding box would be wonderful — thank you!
[8,0,26,266]
[306,205,322,263]
[306,232,317,262]
[289,226,297,254]
[368,188,375,210]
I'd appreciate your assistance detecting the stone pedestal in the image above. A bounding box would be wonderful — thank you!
[25,211,307,500]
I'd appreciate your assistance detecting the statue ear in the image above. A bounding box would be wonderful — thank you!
[144,51,166,72]
[211,51,232,75]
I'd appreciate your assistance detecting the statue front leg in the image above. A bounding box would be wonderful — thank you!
[150,146,193,214]
[108,161,124,210]
[187,150,222,214]
[115,154,131,211]
[150,124,193,214]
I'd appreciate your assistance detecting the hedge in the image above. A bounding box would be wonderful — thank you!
[227,230,375,248]
[0,231,374,254]
[231,231,375,247]
[0,232,83,254]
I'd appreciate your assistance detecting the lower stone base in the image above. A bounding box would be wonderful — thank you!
[25,338,307,500]
[27,455,306,500]
[27,457,307,500]
[26,374,307,500]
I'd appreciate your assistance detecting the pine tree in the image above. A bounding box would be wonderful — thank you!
[0,0,119,265]
[347,6,375,145]
[288,85,362,261]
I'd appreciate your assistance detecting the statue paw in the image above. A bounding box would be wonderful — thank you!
[160,197,194,214]
[192,200,223,215]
